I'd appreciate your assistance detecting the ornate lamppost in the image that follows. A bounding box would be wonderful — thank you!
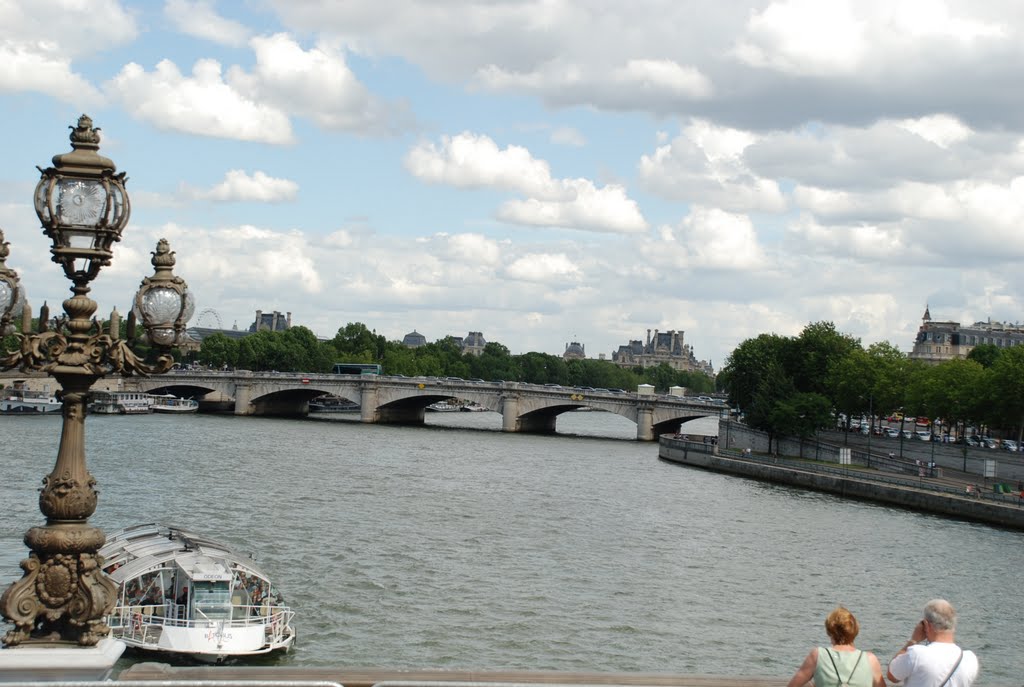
[0,115,193,651]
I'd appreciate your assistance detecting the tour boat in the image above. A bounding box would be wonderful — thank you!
[89,390,154,415]
[150,394,199,413]
[99,523,296,663]
[427,400,462,412]
[309,395,360,412]
[0,381,61,414]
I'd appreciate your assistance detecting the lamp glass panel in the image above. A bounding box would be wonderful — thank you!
[150,328,176,346]
[140,287,182,323]
[35,181,52,222]
[66,230,97,249]
[56,179,105,226]
[110,187,126,225]
[0,281,12,312]
[182,290,195,323]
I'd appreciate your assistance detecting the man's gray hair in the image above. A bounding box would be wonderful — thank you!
[923,599,957,631]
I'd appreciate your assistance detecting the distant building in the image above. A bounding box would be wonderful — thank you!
[402,330,427,348]
[462,331,486,356]
[612,329,713,376]
[563,341,586,361]
[909,305,1024,364]
[250,310,291,333]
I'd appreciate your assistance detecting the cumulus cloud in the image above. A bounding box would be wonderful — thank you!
[550,126,586,147]
[734,0,1006,77]
[406,132,647,233]
[228,33,408,135]
[105,59,295,144]
[506,253,581,282]
[188,170,299,203]
[164,0,251,47]
[639,119,786,213]
[0,0,135,104]
[671,206,768,270]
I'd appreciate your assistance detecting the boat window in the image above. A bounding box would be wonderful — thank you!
[193,580,231,619]
[124,570,170,606]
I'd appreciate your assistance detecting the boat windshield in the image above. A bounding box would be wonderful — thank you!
[192,580,231,619]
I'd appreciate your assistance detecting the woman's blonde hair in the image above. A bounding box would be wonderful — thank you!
[825,606,859,645]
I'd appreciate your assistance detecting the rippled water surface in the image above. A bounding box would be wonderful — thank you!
[1,411,1020,683]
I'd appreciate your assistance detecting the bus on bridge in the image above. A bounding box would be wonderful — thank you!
[332,363,382,375]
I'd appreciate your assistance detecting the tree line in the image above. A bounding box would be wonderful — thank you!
[193,322,716,393]
[718,321,1024,451]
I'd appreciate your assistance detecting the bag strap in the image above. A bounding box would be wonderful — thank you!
[826,648,863,687]
[939,649,964,687]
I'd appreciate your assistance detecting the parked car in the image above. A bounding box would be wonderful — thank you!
[965,436,980,447]
[1002,439,1018,452]
[884,428,900,438]
[983,438,1000,449]
[914,430,931,442]
[902,430,914,439]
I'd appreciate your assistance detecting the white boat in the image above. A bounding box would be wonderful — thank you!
[309,396,360,413]
[427,400,462,412]
[99,523,296,663]
[0,381,61,414]
[90,390,154,415]
[150,394,199,413]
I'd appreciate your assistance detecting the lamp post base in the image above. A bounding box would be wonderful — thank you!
[0,636,124,682]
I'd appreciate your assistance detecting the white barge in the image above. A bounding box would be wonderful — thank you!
[99,523,296,663]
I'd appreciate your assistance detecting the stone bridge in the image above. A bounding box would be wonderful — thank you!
[128,370,725,441]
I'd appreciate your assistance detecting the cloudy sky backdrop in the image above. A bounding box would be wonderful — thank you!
[2,0,1023,369]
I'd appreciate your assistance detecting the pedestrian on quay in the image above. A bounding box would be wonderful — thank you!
[786,606,885,687]
[887,599,978,687]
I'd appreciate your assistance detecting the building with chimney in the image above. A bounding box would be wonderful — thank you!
[909,305,1024,364]
[612,329,713,376]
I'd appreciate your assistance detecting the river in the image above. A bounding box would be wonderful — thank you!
[0,410,1020,684]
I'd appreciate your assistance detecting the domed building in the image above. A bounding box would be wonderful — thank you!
[402,330,427,348]
[563,341,586,361]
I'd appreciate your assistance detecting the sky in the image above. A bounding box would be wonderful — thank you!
[2,1,1024,371]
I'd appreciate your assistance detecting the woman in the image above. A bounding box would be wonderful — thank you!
[787,606,886,687]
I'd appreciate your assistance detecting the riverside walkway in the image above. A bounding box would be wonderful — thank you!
[660,434,1024,530]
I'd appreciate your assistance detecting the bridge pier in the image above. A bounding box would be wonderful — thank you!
[636,403,655,441]
[234,383,254,415]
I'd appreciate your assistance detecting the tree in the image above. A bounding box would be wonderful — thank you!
[719,333,791,412]
[744,360,796,454]
[986,346,1024,441]
[787,321,861,400]
[198,333,240,369]
[967,343,1001,368]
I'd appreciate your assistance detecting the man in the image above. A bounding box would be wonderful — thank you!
[888,599,979,687]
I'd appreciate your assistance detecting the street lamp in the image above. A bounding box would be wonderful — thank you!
[0,116,193,652]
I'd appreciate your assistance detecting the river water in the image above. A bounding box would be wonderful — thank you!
[0,410,1020,684]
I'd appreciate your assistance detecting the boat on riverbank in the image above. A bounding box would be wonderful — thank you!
[99,523,296,663]
[427,400,462,412]
[0,381,60,414]
[90,391,154,415]
[150,394,199,413]
[309,395,360,413]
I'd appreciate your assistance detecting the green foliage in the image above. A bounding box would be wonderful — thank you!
[194,321,716,394]
[722,318,1024,441]
[966,343,1001,368]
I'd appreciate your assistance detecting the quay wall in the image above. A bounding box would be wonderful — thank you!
[659,437,1024,530]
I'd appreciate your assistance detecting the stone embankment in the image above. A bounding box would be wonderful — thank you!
[659,435,1024,530]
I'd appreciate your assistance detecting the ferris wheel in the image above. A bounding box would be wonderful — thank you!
[195,308,223,329]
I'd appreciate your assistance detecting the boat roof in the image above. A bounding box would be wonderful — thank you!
[99,523,269,585]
